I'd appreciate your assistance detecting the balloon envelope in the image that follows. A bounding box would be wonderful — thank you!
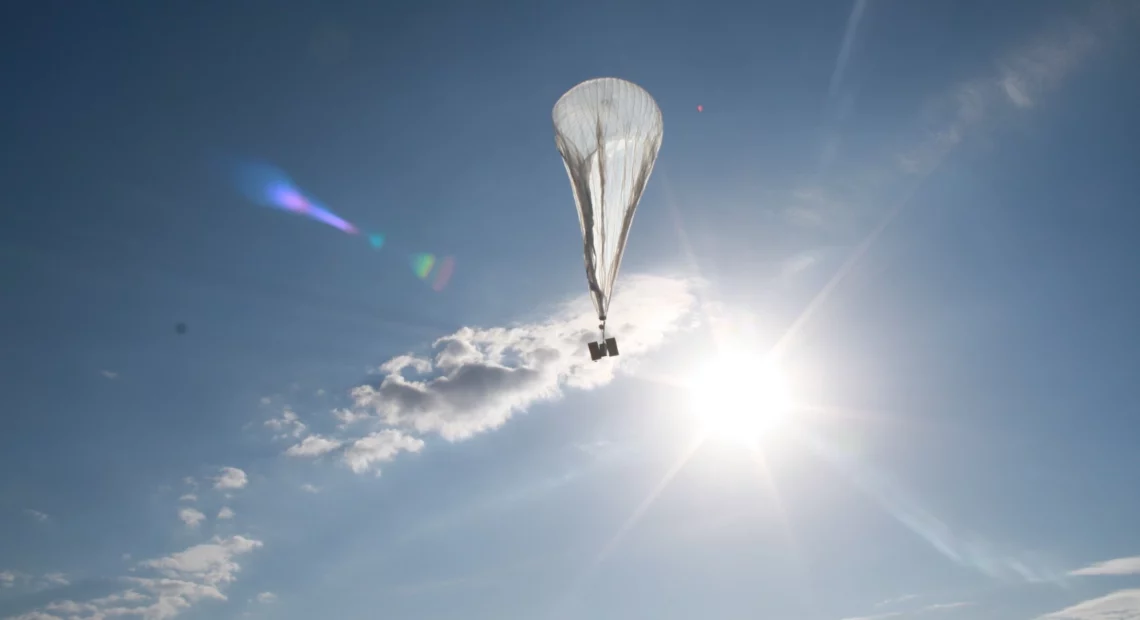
[553,77,663,323]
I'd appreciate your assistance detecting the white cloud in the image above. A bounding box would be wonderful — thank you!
[214,467,248,490]
[259,396,272,405]
[179,508,206,528]
[332,407,371,427]
[0,570,70,593]
[101,370,119,379]
[217,507,235,520]
[843,612,903,620]
[285,435,343,458]
[179,493,197,503]
[349,274,698,442]
[256,591,277,604]
[264,407,307,440]
[140,535,262,583]
[1040,589,1140,620]
[267,275,697,479]
[17,536,264,620]
[343,430,425,475]
[300,483,320,493]
[12,536,267,620]
[924,602,972,611]
[1071,556,1140,576]
[7,612,64,620]
[40,573,68,587]
[24,509,49,522]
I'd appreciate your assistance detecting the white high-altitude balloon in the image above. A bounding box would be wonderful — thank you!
[553,77,663,359]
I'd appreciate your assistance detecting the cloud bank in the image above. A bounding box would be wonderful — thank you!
[281,274,700,472]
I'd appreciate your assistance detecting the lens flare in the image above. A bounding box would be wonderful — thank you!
[228,159,455,292]
[432,256,455,292]
[411,253,436,279]
[409,253,456,291]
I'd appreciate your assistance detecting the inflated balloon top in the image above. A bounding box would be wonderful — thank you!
[553,77,663,361]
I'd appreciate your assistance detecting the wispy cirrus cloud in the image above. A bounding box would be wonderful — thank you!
[899,3,1132,177]
[875,594,920,609]
[23,509,49,523]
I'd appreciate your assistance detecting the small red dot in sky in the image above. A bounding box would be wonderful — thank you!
[697,105,703,112]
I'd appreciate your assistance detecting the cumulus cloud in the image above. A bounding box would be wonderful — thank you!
[1040,589,1140,620]
[343,430,425,475]
[18,536,264,620]
[40,573,68,587]
[332,407,371,428]
[214,467,248,491]
[300,483,320,493]
[216,507,235,520]
[256,591,277,604]
[179,493,197,503]
[101,370,118,380]
[285,435,343,458]
[264,407,307,440]
[1071,556,1140,576]
[0,570,70,593]
[178,508,206,528]
[349,274,697,442]
[271,274,698,478]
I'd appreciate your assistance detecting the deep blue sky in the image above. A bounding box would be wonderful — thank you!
[3,1,1140,619]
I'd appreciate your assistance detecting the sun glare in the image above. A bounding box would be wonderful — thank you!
[688,351,792,443]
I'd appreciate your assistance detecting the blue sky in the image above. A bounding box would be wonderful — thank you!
[3,1,1140,619]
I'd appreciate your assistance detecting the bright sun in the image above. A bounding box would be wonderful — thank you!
[688,351,793,443]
